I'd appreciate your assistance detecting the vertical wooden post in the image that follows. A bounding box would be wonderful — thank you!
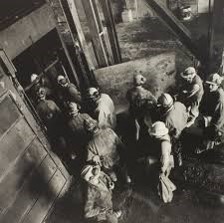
[65,0,95,71]
[56,25,80,87]
[82,0,109,67]
[99,0,122,64]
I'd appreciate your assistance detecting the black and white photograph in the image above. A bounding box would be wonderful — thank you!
[0,0,224,222]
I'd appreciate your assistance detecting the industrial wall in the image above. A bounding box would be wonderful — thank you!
[0,3,56,60]
[0,63,70,223]
[94,52,176,111]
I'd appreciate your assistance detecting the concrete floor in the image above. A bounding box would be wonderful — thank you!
[45,15,224,223]
[45,178,224,223]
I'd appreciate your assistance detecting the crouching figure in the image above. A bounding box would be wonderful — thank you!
[81,164,122,223]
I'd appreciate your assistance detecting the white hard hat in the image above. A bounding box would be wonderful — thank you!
[30,73,38,83]
[157,93,173,109]
[180,67,196,79]
[149,121,169,137]
[86,87,100,100]
[206,73,223,86]
[133,74,146,86]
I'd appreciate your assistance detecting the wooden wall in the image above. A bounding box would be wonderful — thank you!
[0,65,70,222]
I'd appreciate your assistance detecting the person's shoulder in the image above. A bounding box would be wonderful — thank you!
[173,101,186,109]
[217,88,224,101]
[194,74,203,84]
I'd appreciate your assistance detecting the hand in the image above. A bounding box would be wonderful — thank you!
[114,210,122,218]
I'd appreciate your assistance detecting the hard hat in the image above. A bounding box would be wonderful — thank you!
[36,87,46,98]
[83,117,98,132]
[149,121,169,137]
[133,74,146,86]
[81,164,100,182]
[57,75,67,85]
[81,165,94,181]
[86,87,100,100]
[157,93,173,109]
[30,73,38,83]
[180,67,196,79]
[206,73,223,86]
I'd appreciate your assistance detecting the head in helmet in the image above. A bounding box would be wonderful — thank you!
[157,93,174,114]
[206,73,223,92]
[180,67,196,83]
[133,74,146,86]
[84,117,99,133]
[36,87,46,100]
[67,102,79,116]
[57,75,68,88]
[30,73,38,83]
[81,164,101,185]
[149,121,169,139]
[86,87,100,103]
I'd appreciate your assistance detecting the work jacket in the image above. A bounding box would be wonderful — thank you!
[126,85,156,119]
[59,83,82,104]
[200,87,224,135]
[161,102,188,139]
[178,74,204,108]
[84,171,116,222]
[67,112,92,154]
[93,93,116,130]
[86,128,123,171]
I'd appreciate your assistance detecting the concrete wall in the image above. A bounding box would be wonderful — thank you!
[198,0,214,13]
[0,3,56,60]
[94,52,176,110]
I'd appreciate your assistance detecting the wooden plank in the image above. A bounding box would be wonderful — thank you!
[22,170,66,223]
[82,0,109,67]
[0,75,7,97]
[0,118,36,178]
[99,0,122,64]
[66,0,95,70]
[0,94,21,138]
[144,0,204,62]
[0,139,47,213]
[0,155,57,223]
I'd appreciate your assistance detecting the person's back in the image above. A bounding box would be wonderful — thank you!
[163,101,188,139]
[95,93,116,129]
[86,128,120,167]
[68,112,91,150]
[36,99,61,125]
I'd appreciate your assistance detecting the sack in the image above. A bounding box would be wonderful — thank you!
[157,174,176,203]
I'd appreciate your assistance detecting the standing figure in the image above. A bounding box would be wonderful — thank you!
[85,87,116,130]
[157,93,189,166]
[177,67,204,126]
[199,73,224,149]
[84,118,130,184]
[57,75,82,106]
[35,87,68,161]
[66,102,92,159]
[126,74,157,141]
[81,164,122,223]
[149,121,176,203]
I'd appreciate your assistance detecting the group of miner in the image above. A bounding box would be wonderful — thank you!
[29,66,224,223]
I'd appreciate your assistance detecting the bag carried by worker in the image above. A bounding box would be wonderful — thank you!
[157,174,176,203]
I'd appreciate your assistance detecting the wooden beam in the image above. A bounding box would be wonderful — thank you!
[82,0,109,67]
[65,0,95,71]
[144,0,204,63]
[99,0,122,64]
